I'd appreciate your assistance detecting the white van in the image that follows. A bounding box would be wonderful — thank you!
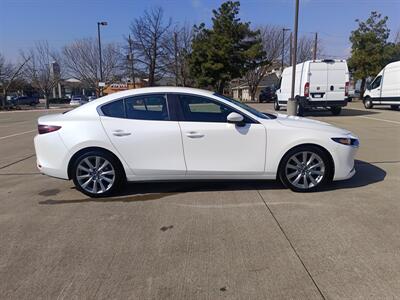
[276,59,349,115]
[363,61,400,110]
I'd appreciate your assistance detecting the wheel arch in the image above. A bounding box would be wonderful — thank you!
[67,146,126,180]
[277,143,335,181]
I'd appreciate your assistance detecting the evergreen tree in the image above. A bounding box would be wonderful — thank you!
[189,1,263,93]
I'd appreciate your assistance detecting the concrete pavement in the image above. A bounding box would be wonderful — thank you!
[0,101,399,299]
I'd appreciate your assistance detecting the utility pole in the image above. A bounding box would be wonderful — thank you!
[313,32,318,60]
[281,28,290,70]
[289,32,293,66]
[97,21,108,96]
[128,35,136,88]
[174,32,179,86]
[287,0,300,116]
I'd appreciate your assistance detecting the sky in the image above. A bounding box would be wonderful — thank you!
[1,0,399,62]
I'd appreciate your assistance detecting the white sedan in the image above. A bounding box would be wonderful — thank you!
[34,87,359,197]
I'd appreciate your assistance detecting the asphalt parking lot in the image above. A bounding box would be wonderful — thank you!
[0,101,399,299]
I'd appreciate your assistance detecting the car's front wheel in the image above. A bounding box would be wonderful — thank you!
[72,150,125,197]
[279,146,332,192]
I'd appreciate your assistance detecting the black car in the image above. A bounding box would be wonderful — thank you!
[9,96,40,106]
[259,86,277,103]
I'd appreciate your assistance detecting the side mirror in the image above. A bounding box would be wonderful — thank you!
[227,112,245,126]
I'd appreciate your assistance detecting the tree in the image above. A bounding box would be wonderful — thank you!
[189,1,261,93]
[62,38,121,95]
[22,41,58,109]
[162,24,194,86]
[348,11,390,96]
[0,54,30,109]
[130,7,171,86]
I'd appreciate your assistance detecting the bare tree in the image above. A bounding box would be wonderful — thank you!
[62,38,121,95]
[0,54,31,109]
[130,7,171,86]
[162,24,194,86]
[21,41,58,109]
[395,29,400,44]
[243,26,285,101]
[296,35,324,63]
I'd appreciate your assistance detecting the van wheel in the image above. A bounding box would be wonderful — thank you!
[390,105,399,110]
[330,106,342,115]
[297,103,304,117]
[364,97,373,109]
[274,100,280,111]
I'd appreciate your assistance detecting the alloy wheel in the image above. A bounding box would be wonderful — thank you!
[285,151,325,189]
[76,156,115,194]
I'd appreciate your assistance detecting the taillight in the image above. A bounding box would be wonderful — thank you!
[304,82,310,97]
[38,124,61,134]
[345,82,349,97]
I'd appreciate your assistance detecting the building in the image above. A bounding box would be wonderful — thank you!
[231,73,280,102]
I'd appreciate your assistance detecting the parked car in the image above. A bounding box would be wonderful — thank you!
[34,87,359,197]
[275,59,349,115]
[69,95,88,106]
[347,89,360,102]
[259,86,277,103]
[363,61,400,110]
[88,96,97,102]
[8,96,39,106]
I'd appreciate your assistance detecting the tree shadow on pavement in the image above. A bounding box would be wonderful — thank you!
[38,160,385,205]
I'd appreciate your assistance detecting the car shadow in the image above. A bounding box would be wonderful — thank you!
[38,161,385,205]
[301,108,379,117]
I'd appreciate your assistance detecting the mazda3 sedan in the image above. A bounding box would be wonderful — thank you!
[34,87,359,197]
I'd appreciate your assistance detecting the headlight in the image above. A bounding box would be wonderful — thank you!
[332,137,359,147]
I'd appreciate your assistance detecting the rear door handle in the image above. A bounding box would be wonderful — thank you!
[186,131,204,138]
[112,130,131,137]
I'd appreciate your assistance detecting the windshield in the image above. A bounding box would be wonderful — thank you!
[214,93,276,119]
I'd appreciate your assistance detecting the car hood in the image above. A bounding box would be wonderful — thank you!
[274,113,352,135]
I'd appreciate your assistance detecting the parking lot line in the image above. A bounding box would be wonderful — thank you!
[357,116,400,125]
[0,130,36,140]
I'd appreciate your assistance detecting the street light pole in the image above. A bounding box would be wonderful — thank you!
[97,21,107,96]
[287,0,300,116]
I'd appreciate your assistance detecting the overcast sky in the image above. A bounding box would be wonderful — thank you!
[1,0,399,62]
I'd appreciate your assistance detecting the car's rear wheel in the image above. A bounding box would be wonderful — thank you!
[390,105,399,110]
[364,97,373,109]
[72,150,124,197]
[274,100,280,111]
[279,145,332,192]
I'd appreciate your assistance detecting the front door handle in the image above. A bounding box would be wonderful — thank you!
[112,130,131,137]
[186,131,204,138]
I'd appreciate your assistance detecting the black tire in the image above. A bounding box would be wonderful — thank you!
[364,97,373,109]
[390,105,399,110]
[278,145,333,192]
[297,103,304,117]
[274,100,280,111]
[72,150,125,197]
[330,106,342,115]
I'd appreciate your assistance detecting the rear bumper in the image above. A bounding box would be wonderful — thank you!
[278,99,348,107]
[34,133,69,179]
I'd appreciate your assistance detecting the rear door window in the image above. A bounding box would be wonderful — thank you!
[125,95,169,121]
